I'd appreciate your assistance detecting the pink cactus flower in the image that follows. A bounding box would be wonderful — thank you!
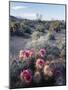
[39,48,46,57]
[19,48,35,60]
[19,49,31,60]
[20,69,32,84]
[35,58,45,70]
[24,50,30,58]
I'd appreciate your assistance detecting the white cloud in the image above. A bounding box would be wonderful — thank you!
[19,13,36,19]
[23,13,36,17]
[12,6,27,10]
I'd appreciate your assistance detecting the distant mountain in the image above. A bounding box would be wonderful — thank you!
[9,15,23,22]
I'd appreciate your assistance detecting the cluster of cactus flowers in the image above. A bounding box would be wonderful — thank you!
[18,48,54,85]
[10,48,65,88]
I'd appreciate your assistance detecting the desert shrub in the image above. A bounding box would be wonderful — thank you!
[26,36,47,50]
[46,46,60,59]
[44,22,50,30]
[49,21,60,32]
[10,22,16,36]
[24,26,32,34]
[61,43,65,50]
[60,49,65,59]
[10,20,32,36]
[61,44,66,59]
[36,24,45,33]
[10,60,20,88]
[50,62,66,86]
[10,21,24,36]
[26,31,55,49]
[44,31,56,41]
[48,33,55,40]
[10,27,15,36]
[21,23,32,34]
[56,39,65,49]
[31,31,43,40]
[49,34,55,40]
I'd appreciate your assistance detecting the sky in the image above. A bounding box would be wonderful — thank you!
[10,1,65,20]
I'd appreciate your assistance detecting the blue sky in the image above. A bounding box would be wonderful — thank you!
[10,2,65,20]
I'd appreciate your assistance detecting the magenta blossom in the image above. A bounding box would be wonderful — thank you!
[20,69,32,84]
[19,49,35,60]
[35,58,45,70]
[24,50,30,58]
[19,50,30,60]
[39,48,46,57]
